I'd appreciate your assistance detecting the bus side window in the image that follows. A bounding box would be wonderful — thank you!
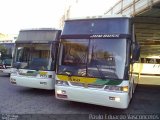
[149,59,154,64]
[155,59,160,64]
[141,58,144,63]
[147,58,149,63]
[141,58,147,63]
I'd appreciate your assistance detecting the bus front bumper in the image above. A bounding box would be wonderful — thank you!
[0,68,12,74]
[10,75,55,90]
[55,86,130,109]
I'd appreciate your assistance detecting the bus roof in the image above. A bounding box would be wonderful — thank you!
[20,28,57,31]
[16,28,61,43]
[66,15,131,21]
[62,16,131,36]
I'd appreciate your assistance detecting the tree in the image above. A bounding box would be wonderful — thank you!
[0,45,7,60]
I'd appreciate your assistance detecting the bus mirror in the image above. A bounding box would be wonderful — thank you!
[132,45,140,62]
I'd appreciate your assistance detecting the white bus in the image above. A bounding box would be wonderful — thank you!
[133,56,160,85]
[55,16,140,109]
[10,29,61,89]
[0,42,15,75]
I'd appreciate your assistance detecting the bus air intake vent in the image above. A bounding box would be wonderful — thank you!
[87,84,104,89]
[70,82,84,87]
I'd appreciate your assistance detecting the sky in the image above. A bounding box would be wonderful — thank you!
[0,0,118,34]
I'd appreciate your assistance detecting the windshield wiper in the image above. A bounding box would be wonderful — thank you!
[95,65,118,80]
[96,65,107,80]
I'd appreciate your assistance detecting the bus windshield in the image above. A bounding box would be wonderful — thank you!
[13,43,54,71]
[58,39,127,79]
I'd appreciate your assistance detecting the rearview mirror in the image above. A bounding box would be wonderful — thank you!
[132,45,140,62]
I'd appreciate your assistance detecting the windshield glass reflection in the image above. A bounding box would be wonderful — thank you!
[58,39,126,79]
[13,43,53,71]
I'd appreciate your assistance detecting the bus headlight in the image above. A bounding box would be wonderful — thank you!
[104,86,128,92]
[56,90,66,94]
[56,80,69,86]
[105,86,121,91]
[56,89,68,98]
[10,78,17,84]
[122,86,128,92]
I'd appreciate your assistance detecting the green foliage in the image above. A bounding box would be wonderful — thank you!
[0,45,7,59]
[0,45,7,54]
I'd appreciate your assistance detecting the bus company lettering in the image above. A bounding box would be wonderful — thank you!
[69,77,80,82]
[90,34,120,38]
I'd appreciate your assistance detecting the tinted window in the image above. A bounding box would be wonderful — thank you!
[63,18,130,35]
[58,39,127,79]
[141,58,160,64]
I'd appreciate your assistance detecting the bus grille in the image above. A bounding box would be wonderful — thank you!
[70,82,104,89]
[70,82,84,87]
[87,84,104,88]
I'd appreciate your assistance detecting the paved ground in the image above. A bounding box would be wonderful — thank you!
[0,73,160,120]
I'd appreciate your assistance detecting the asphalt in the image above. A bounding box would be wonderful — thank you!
[0,73,160,120]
